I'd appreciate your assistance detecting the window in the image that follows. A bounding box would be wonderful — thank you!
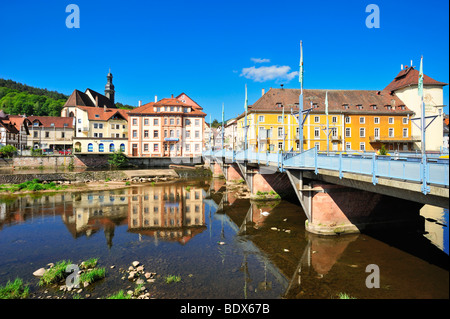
[99,123,103,129]
[144,144,149,152]
[374,128,380,138]
[120,144,125,152]
[109,144,115,152]
[177,118,180,125]
[154,130,159,138]
[331,127,338,137]
[170,130,174,137]
[144,118,149,125]
[374,117,380,124]
[132,130,137,138]
[45,132,49,138]
[345,127,351,137]
[403,117,408,124]
[360,142,365,151]
[345,116,351,124]
[185,144,190,151]
[170,106,174,112]
[359,117,365,124]
[360,128,365,137]
[88,143,93,152]
[95,115,100,118]
[99,143,104,152]
[278,142,283,150]
[314,116,320,123]
[154,119,159,125]
[153,143,159,152]
[346,142,351,150]
[278,127,284,137]
[258,115,264,122]
[61,132,65,138]
[403,128,408,137]
[332,116,337,123]
[144,130,149,138]
[164,118,168,125]
[111,124,115,130]
[94,123,98,129]
[195,131,200,138]
[389,117,394,124]
[186,130,191,138]
[315,142,320,150]
[185,119,191,126]
[195,119,200,126]
[389,128,394,137]
[314,127,320,138]
[195,144,200,152]
[170,118,174,125]
[278,116,283,123]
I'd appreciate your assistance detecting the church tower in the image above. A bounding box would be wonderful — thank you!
[105,69,115,104]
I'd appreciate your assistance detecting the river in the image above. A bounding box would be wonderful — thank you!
[0,178,448,299]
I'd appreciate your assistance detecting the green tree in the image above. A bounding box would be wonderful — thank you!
[108,150,128,168]
[0,145,17,158]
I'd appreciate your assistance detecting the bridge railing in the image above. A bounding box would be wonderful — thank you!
[202,148,449,194]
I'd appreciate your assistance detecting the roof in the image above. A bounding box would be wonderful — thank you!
[27,116,74,128]
[236,88,412,119]
[64,89,116,108]
[0,115,31,134]
[384,66,448,93]
[78,106,129,121]
[128,94,206,117]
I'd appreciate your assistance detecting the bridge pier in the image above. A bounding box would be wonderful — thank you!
[286,169,424,235]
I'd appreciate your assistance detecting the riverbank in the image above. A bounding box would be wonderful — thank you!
[0,167,211,196]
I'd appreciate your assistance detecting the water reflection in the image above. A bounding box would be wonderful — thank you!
[0,179,448,299]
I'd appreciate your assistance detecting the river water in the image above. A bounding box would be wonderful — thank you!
[0,178,448,299]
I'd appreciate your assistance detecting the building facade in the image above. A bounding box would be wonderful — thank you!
[0,112,30,151]
[127,93,206,157]
[236,88,415,153]
[61,72,129,154]
[26,116,74,151]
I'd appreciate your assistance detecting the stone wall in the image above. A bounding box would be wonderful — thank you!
[0,170,129,184]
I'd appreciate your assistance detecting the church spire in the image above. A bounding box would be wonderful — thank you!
[105,68,115,104]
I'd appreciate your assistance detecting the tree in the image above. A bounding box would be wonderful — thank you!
[108,150,128,168]
[0,145,17,158]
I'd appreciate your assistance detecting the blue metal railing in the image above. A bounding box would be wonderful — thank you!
[202,148,449,194]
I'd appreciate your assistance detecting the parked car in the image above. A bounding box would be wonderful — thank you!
[58,149,71,155]
[42,148,54,155]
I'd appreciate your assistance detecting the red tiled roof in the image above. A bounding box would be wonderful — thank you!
[236,88,412,120]
[78,106,129,121]
[384,66,447,93]
[128,94,206,117]
[27,116,74,128]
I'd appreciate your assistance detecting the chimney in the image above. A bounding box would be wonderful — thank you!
[155,95,157,103]
[262,88,265,96]
[401,64,403,70]
[138,100,142,107]
[95,95,99,107]
[171,94,174,98]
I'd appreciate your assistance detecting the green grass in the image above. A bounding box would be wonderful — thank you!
[165,275,181,284]
[0,278,30,299]
[338,292,356,299]
[107,290,131,299]
[79,268,106,285]
[0,179,67,193]
[80,258,98,269]
[39,260,72,286]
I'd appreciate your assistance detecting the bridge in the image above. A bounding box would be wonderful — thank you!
[203,148,449,235]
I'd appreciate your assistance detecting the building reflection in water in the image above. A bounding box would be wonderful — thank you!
[0,183,208,249]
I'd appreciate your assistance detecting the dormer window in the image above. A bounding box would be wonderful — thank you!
[95,114,100,118]
[343,104,349,110]
[357,105,363,110]
[386,105,392,110]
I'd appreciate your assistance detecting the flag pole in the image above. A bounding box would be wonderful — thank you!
[222,102,225,153]
[326,91,329,155]
[419,56,425,156]
[298,40,304,153]
[244,84,248,155]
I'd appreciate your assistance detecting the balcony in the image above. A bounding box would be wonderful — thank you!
[369,135,421,143]
[330,135,341,141]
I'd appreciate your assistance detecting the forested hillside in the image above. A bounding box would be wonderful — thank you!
[0,79,67,116]
[0,78,135,116]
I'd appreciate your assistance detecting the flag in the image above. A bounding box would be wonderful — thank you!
[418,56,424,97]
[299,41,304,86]
[325,91,329,115]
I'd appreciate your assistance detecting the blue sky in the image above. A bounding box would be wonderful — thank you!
[0,0,448,121]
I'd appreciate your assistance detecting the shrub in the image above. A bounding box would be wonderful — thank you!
[0,145,17,158]
[0,278,29,299]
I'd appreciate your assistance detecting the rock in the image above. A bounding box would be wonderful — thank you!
[128,271,136,279]
[136,266,144,272]
[47,263,54,268]
[83,282,89,288]
[284,249,290,252]
[128,266,134,271]
[33,268,46,277]
[132,261,140,267]
[110,265,115,269]
[144,272,152,279]
[136,278,144,285]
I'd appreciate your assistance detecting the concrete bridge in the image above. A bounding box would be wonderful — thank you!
[203,148,449,235]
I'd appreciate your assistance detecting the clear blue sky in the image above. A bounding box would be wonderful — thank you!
[0,0,448,121]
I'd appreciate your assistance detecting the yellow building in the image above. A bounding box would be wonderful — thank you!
[236,88,415,153]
